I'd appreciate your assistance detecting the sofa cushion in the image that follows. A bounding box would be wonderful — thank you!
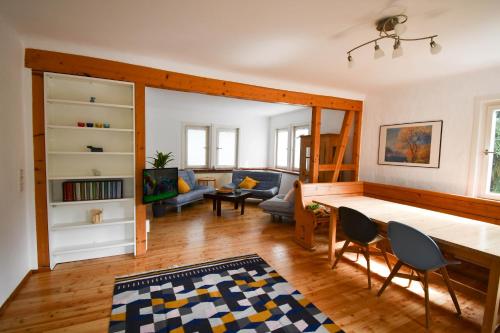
[164,185,213,206]
[231,170,282,191]
[283,188,295,202]
[239,176,259,189]
[259,195,294,214]
[246,187,278,199]
[178,169,197,189]
[178,177,191,194]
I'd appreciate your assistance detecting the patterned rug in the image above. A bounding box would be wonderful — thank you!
[110,254,343,333]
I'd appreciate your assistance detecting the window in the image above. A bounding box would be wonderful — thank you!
[479,106,500,199]
[185,126,209,168]
[216,128,238,168]
[183,124,239,169]
[275,128,289,169]
[293,125,310,170]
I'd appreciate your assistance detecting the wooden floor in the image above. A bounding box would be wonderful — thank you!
[0,200,485,332]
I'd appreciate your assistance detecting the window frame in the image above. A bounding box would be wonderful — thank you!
[292,124,310,171]
[214,127,239,169]
[183,124,210,169]
[182,123,240,170]
[275,127,290,169]
[478,104,500,200]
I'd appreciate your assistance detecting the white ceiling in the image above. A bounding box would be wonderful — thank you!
[146,88,305,117]
[1,0,500,95]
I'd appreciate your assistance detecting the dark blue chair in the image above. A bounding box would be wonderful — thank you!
[377,221,461,329]
[332,207,392,289]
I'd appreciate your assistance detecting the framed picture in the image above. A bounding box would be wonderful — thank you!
[378,120,443,168]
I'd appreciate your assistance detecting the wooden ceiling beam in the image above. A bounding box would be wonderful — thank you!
[25,49,363,111]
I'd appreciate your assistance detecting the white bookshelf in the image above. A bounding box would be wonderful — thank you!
[45,73,136,269]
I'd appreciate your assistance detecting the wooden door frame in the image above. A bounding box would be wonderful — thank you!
[25,48,363,269]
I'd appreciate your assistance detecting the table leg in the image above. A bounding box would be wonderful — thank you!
[328,210,338,266]
[240,200,245,215]
[212,199,216,211]
[234,201,239,209]
[482,260,500,333]
[216,200,222,217]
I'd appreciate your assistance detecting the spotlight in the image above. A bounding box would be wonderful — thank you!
[374,42,385,60]
[392,39,403,58]
[430,38,442,55]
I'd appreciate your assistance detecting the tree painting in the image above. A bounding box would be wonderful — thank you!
[385,125,432,164]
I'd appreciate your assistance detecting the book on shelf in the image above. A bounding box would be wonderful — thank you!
[62,179,124,202]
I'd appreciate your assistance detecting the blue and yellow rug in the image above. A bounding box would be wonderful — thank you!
[110,254,343,333]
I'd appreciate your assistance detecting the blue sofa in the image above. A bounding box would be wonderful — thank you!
[164,169,213,212]
[224,170,282,200]
[259,191,294,221]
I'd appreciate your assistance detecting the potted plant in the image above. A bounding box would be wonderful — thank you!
[148,151,174,169]
[147,151,175,218]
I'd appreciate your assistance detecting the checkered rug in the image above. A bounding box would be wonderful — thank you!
[109,254,343,333]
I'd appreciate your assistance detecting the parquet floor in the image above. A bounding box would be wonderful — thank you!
[0,200,484,332]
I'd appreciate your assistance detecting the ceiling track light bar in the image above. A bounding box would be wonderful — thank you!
[346,14,441,65]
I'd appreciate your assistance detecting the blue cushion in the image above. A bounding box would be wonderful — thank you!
[178,169,197,189]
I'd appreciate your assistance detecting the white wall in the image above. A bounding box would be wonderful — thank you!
[0,16,33,306]
[360,66,500,195]
[146,88,273,169]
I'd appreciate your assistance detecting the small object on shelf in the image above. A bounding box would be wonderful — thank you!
[103,123,110,128]
[90,209,103,224]
[234,188,242,194]
[95,122,103,128]
[86,145,103,152]
[92,169,101,176]
[90,96,96,103]
[86,122,94,127]
[77,122,85,127]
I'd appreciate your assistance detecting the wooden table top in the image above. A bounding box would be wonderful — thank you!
[314,195,500,259]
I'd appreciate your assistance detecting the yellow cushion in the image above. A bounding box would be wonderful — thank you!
[239,176,259,189]
[178,177,191,194]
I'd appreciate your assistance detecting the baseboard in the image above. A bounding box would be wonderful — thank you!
[0,269,33,316]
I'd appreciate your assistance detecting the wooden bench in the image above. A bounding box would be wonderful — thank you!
[294,181,364,250]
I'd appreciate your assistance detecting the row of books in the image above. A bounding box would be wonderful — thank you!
[63,180,123,201]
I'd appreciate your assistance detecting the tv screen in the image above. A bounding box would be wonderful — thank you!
[143,168,178,204]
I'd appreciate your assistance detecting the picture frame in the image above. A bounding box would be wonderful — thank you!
[378,120,443,168]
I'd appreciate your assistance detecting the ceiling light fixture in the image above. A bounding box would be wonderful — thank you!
[347,14,440,66]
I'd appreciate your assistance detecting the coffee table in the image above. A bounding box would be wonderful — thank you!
[203,191,252,216]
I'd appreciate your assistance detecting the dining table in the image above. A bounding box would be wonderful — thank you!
[314,195,500,333]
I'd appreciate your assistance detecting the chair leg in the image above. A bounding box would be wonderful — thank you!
[381,248,392,271]
[407,269,414,288]
[364,247,371,289]
[377,260,403,297]
[423,271,431,329]
[355,251,360,262]
[440,267,461,316]
[332,241,350,270]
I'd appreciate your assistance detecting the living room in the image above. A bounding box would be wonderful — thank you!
[1,1,500,333]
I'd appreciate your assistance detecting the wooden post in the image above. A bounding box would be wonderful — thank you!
[331,110,355,182]
[135,83,147,256]
[32,72,50,269]
[352,109,362,181]
[309,106,321,183]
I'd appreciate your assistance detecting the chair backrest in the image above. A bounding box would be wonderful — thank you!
[338,206,378,244]
[388,221,447,271]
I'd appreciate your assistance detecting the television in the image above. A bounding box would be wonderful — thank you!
[143,167,178,204]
